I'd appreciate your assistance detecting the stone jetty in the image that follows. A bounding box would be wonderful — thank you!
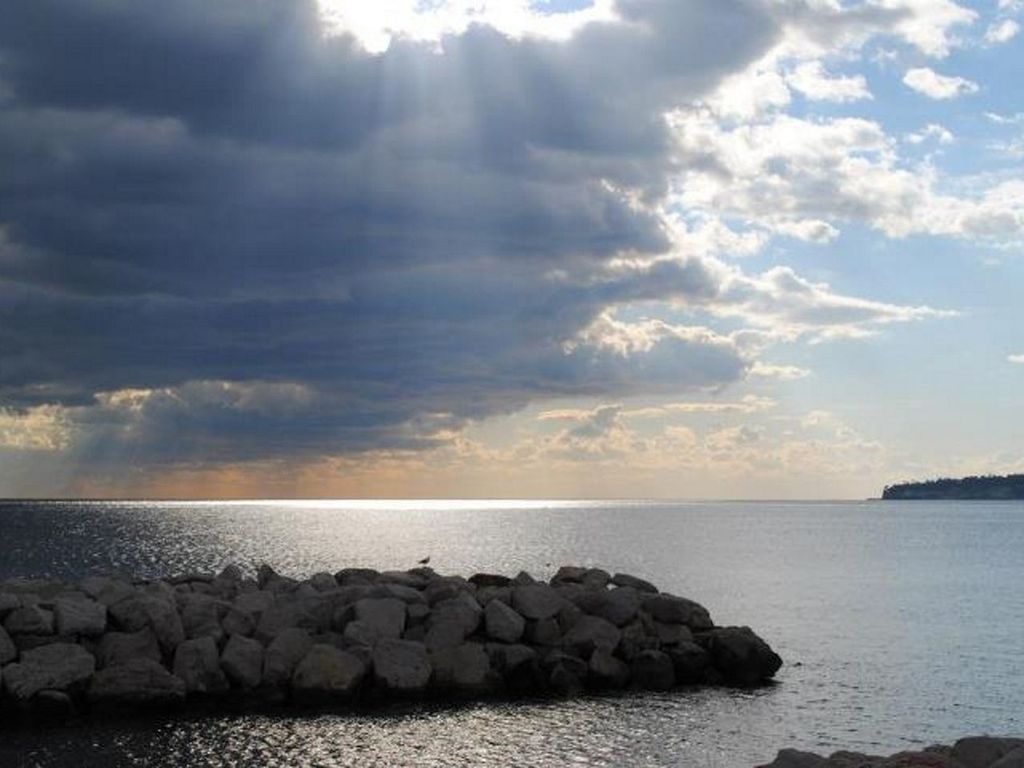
[0,564,781,720]
[758,736,1024,768]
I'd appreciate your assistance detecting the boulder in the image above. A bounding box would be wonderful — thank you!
[992,748,1024,768]
[572,587,640,627]
[353,598,406,639]
[756,749,828,768]
[703,626,782,686]
[88,658,187,708]
[173,637,229,695]
[335,568,380,586]
[611,573,658,593]
[469,573,512,589]
[631,649,675,691]
[0,625,16,664]
[80,576,136,607]
[292,644,365,700]
[588,647,630,689]
[96,628,162,669]
[110,597,184,652]
[561,615,621,657]
[550,566,588,584]
[618,621,659,661]
[2,642,95,701]
[641,593,713,630]
[179,594,229,642]
[234,590,275,617]
[512,584,563,620]
[952,738,1024,768]
[53,597,107,637]
[484,599,525,643]
[653,621,693,646]
[262,628,314,687]
[666,641,710,684]
[372,639,431,693]
[486,643,538,678]
[430,643,493,693]
[380,584,427,605]
[30,689,76,720]
[4,605,54,636]
[0,591,21,616]
[343,620,380,648]
[309,572,337,592]
[524,618,562,646]
[430,593,482,635]
[543,651,587,697]
[221,634,264,689]
[222,607,256,638]
[580,568,611,590]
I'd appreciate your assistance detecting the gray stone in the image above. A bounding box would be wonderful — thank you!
[703,626,782,686]
[641,593,713,630]
[476,586,512,607]
[0,624,16,664]
[96,628,162,669]
[469,573,512,589]
[179,594,229,642]
[4,605,54,636]
[430,643,493,693]
[512,571,536,586]
[233,590,275,617]
[654,621,693,646]
[618,620,659,661]
[342,620,380,648]
[561,615,621,656]
[580,568,611,590]
[992,747,1024,768]
[484,599,525,643]
[512,584,563,620]
[2,642,95,701]
[0,592,21,616]
[88,658,187,707]
[80,576,136,607]
[372,639,431,693]
[262,628,314,687]
[173,637,229,695]
[335,568,379,586]
[756,749,828,768]
[309,572,337,592]
[54,597,107,637]
[430,593,482,635]
[353,598,406,639]
[381,584,427,605]
[588,647,629,689]
[222,607,256,637]
[524,617,562,646]
[221,634,264,689]
[292,644,365,699]
[611,573,658,593]
[217,564,244,583]
[486,643,538,676]
[952,738,1024,768]
[550,566,588,584]
[110,597,184,652]
[573,587,640,627]
[667,641,710,684]
[631,649,675,691]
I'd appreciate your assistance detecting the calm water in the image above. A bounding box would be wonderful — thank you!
[1,499,1022,767]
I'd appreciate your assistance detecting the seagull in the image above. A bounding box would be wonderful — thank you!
[418,555,431,565]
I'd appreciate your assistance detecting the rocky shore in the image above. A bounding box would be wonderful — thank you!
[758,736,1024,767]
[0,564,781,720]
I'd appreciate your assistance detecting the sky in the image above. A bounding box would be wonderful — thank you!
[0,0,1022,500]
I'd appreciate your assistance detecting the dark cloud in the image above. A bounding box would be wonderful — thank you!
[0,0,779,470]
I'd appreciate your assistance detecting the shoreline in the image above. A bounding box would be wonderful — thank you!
[759,736,1024,767]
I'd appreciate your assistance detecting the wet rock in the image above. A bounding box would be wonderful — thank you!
[611,573,658,593]
[88,658,187,708]
[263,628,314,687]
[54,597,107,637]
[588,647,629,689]
[179,594,228,643]
[292,644,365,700]
[173,637,229,695]
[96,628,161,669]
[666,641,710,684]
[3,643,95,701]
[353,598,406,640]
[703,626,782,686]
[4,606,54,636]
[641,593,713,630]
[631,649,675,691]
[221,634,264,689]
[512,584,563,621]
[484,599,525,643]
[372,639,431,693]
[430,643,493,693]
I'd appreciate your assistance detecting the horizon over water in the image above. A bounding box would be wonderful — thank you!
[1,498,1022,767]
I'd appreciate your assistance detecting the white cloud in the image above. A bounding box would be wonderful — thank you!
[787,61,872,102]
[985,18,1020,44]
[1009,354,1024,364]
[906,123,955,145]
[0,406,72,451]
[903,67,979,99]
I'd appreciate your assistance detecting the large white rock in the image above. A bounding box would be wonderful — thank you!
[88,658,186,707]
[292,644,365,699]
[221,634,264,689]
[173,636,228,695]
[54,597,107,637]
[2,642,95,701]
[372,639,431,693]
[484,599,525,643]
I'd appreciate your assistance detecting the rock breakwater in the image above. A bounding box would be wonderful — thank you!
[759,736,1024,767]
[0,564,781,720]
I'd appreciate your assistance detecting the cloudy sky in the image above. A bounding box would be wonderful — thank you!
[1,0,1022,499]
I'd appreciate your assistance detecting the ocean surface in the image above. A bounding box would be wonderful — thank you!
[1,499,1022,767]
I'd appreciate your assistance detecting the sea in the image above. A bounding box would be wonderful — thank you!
[0,499,1022,767]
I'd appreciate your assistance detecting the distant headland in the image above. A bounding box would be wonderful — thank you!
[882,473,1024,500]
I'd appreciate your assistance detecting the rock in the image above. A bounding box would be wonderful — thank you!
[2,642,95,701]
[556,602,583,634]
[292,644,365,700]
[234,590,275,617]
[335,568,379,586]
[654,621,693,646]
[88,658,187,708]
[217,564,244,583]
[588,647,629,689]
[96,628,162,669]
[430,643,493,693]
[309,573,337,592]
[372,639,431,693]
[631,649,675,691]
[179,594,229,642]
[54,597,107,637]
[580,568,611,590]
[952,738,1024,768]
[469,573,512,588]
[573,587,640,627]
[343,620,380,648]
[0,592,21,616]
[611,573,658,593]
[221,634,264,689]
[756,749,828,768]
[543,651,587,696]
[263,628,314,687]
[222,607,256,638]
[561,615,621,657]
[551,566,588,584]
[512,584,563,620]
[992,748,1024,768]
[110,597,184,652]
[173,637,229,695]
[4,606,54,636]
[430,593,482,635]
[476,586,512,607]
[30,690,76,720]
[618,621,659,661]
[80,576,136,607]
[353,598,406,639]
[484,599,525,643]
[641,593,713,630]
[666,641,710,684]
[512,571,536,586]
[703,626,781,686]
[0,625,16,664]
[486,643,538,678]
[524,618,562,646]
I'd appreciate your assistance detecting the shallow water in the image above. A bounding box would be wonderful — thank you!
[1,499,1022,766]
